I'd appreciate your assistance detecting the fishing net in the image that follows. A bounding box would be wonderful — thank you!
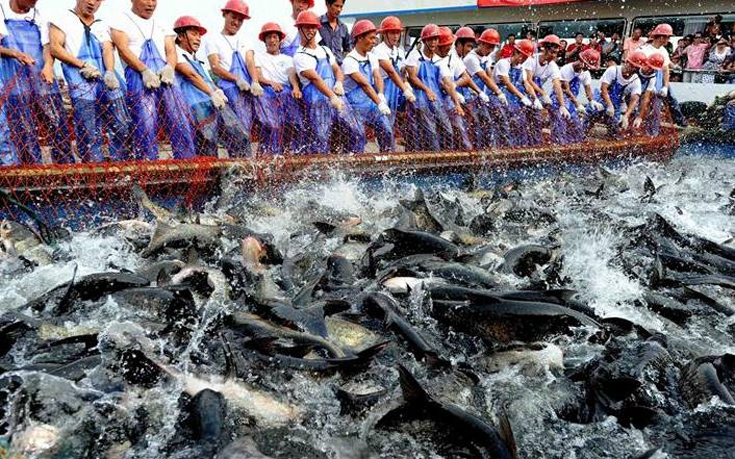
[0,74,679,228]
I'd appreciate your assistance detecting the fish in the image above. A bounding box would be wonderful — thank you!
[362,228,460,276]
[374,365,517,459]
[142,220,222,258]
[500,244,555,277]
[680,354,735,408]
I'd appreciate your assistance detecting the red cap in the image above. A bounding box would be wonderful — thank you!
[259,22,286,42]
[646,53,666,70]
[627,50,648,69]
[174,16,207,36]
[455,27,476,41]
[351,19,377,40]
[514,39,535,58]
[421,24,441,41]
[478,28,500,46]
[221,0,250,19]
[379,16,403,34]
[540,34,561,48]
[291,0,315,8]
[295,10,320,28]
[650,23,674,37]
[579,48,600,69]
[438,26,454,47]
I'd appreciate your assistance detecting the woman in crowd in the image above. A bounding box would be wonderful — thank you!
[702,37,732,84]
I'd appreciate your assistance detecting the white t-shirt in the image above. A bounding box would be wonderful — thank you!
[638,70,659,92]
[522,54,561,84]
[405,49,440,68]
[109,12,170,65]
[464,50,488,77]
[444,49,467,80]
[257,52,294,86]
[294,45,336,87]
[0,0,48,44]
[48,10,110,58]
[342,49,379,94]
[372,42,405,80]
[600,66,642,96]
[493,57,519,82]
[639,44,671,68]
[559,63,592,86]
[280,22,300,53]
[204,32,254,72]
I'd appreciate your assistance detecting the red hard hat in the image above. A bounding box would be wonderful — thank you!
[579,48,600,69]
[351,19,377,40]
[259,22,286,42]
[421,24,441,41]
[514,39,535,58]
[540,34,561,48]
[478,28,501,46]
[295,10,320,28]
[650,23,673,37]
[455,26,476,41]
[221,0,250,19]
[646,53,666,70]
[174,16,207,36]
[291,0,315,8]
[379,16,403,33]
[438,26,454,47]
[627,50,648,68]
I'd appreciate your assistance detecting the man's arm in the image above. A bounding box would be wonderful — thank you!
[348,70,380,104]
[164,36,177,68]
[406,65,435,100]
[40,44,56,83]
[111,29,147,72]
[102,41,116,73]
[175,61,214,95]
[48,25,84,68]
[300,69,337,99]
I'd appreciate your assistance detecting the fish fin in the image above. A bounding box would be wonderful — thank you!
[156,268,171,287]
[498,413,518,459]
[633,447,661,459]
[313,221,338,235]
[397,364,431,405]
[219,332,238,380]
[185,247,200,266]
[56,264,79,314]
[243,337,279,352]
[356,341,391,363]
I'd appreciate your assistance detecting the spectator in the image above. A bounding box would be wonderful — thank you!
[623,27,645,60]
[705,15,723,39]
[672,35,692,69]
[602,32,622,64]
[558,39,568,66]
[318,0,351,65]
[682,33,710,83]
[702,37,732,84]
[499,33,516,59]
[526,30,537,42]
[585,35,602,54]
[567,33,585,61]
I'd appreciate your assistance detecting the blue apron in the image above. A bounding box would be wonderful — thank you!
[216,34,253,134]
[124,14,195,160]
[382,46,406,119]
[460,54,504,149]
[407,52,451,152]
[550,68,585,144]
[62,12,130,162]
[0,4,72,164]
[498,59,534,147]
[636,71,662,137]
[281,30,300,57]
[345,55,394,152]
[440,54,472,151]
[586,66,637,135]
[299,46,361,154]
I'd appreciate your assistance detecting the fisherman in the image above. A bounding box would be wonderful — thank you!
[493,39,535,146]
[632,53,664,137]
[253,22,302,154]
[293,10,361,154]
[404,23,452,152]
[110,0,196,160]
[373,16,415,128]
[556,48,601,144]
[173,16,250,157]
[342,19,394,152]
[204,0,261,144]
[318,0,350,65]
[281,0,312,56]
[48,0,131,163]
[585,50,643,138]
[461,28,511,147]
[436,26,471,151]
[0,0,72,165]
[639,23,687,127]
[521,34,569,146]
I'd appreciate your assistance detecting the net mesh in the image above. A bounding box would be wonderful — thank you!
[0,75,679,227]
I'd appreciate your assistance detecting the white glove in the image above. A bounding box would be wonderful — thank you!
[533,98,544,111]
[633,117,643,129]
[159,64,175,85]
[457,93,466,105]
[659,86,668,98]
[80,62,101,80]
[575,101,585,112]
[330,95,345,112]
[141,68,161,89]
[606,104,616,118]
[236,77,250,92]
[620,114,630,130]
[560,106,571,119]
[215,89,229,103]
[589,100,604,112]
[251,81,264,97]
[211,91,227,109]
[333,81,345,96]
[541,94,553,105]
[378,102,391,116]
[403,85,416,103]
[479,92,490,103]
[103,70,120,90]
[498,93,508,106]
[520,96,532,107]
[378,93,388,105]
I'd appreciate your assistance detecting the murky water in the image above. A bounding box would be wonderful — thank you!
[2,153,735,459]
